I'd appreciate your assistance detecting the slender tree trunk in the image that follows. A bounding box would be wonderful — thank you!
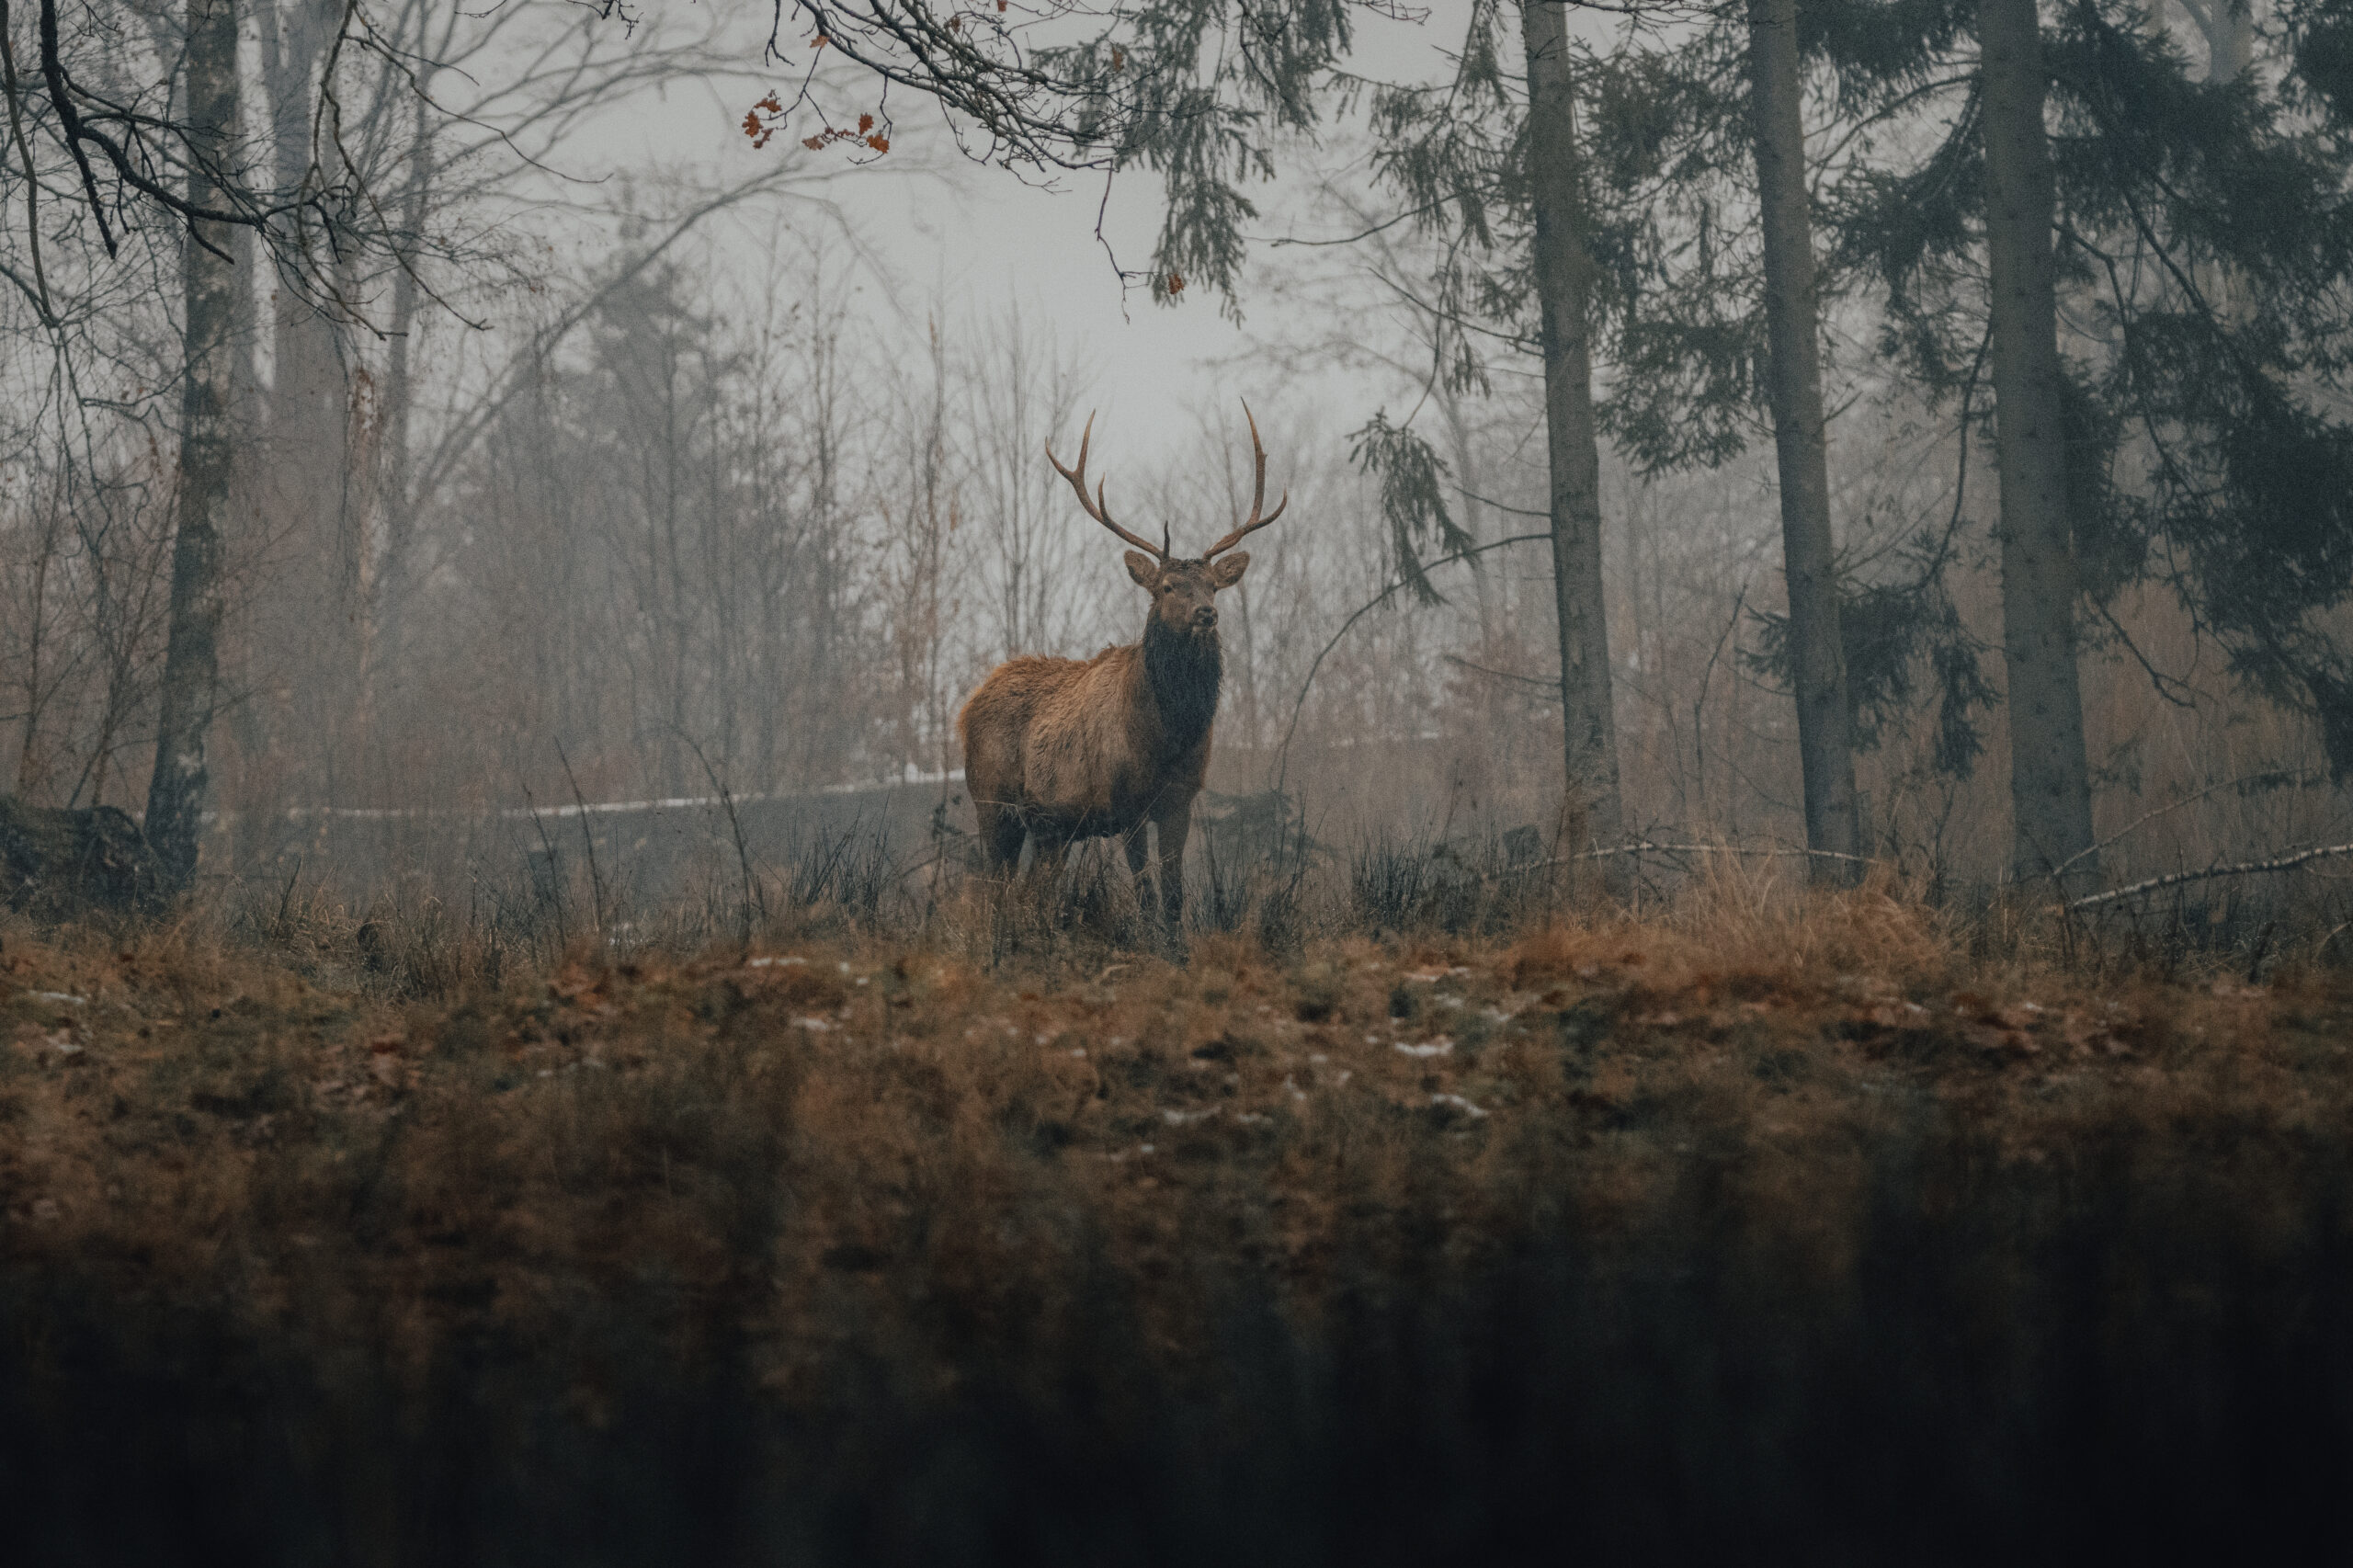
[146,0,243,893]
[1978,0,2096,884]
[260,0,356,788]
[1518,0,1624,864]
[2177,0,2252,82]
[375,78,433,693]
[1747,0,1862,882]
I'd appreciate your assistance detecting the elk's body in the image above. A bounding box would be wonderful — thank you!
[959,407,1288,939]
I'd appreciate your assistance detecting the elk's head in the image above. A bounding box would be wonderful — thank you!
[1047,404,1290,645]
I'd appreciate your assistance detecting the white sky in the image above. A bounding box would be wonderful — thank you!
[543,1,1505,462]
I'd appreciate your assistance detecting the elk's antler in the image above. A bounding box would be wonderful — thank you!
[1202,402,1290,560]
[1046,414,1166,560]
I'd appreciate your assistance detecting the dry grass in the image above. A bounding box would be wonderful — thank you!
[3,877,2351,1561]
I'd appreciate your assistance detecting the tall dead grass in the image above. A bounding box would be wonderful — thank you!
[4,869,2352,1560]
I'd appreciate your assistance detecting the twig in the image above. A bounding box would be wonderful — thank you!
[2068,842,2353,911]
[2050,768,2324,882]
[554,740,605,948]
[1512,840,1883,873]
[1441,653,1558,691]
[518,783,571,949]
[675,727,767,950]
[1276,531,1550,791]
[274,853,304,937]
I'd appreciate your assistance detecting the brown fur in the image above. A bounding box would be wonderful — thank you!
[960,553,1248,934]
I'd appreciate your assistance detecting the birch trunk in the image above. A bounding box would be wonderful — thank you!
[145,0,243,893]
[1747,0,1862,881]
[1978,0,2097,883]
[1519,0,1624,865]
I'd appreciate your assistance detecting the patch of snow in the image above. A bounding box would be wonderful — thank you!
[1431,1093,1488,1119]
[1394,1038,1455,1058]
[745,956,807,969]
[30,992,85,1005]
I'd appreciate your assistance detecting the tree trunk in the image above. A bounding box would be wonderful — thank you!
[145,0,243,894]
[260,0,356,777]
[2177,0,2253,82]
[377,90,434,684]
[1747,0,1862,883]
[1978,0,2096,884]
[1518,0,1625,866]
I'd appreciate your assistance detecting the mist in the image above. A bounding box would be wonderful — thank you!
[4,2,2353,1560]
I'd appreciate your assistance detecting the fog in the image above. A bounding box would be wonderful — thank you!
[0,0,2342,925]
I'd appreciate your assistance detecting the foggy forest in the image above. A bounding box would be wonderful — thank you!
[5,1,2353,1561]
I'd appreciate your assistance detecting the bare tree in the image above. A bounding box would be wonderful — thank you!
[143,0,241,891]
[962,299,1089,663]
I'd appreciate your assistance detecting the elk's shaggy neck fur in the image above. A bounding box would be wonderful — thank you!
[1142,617,1222,757]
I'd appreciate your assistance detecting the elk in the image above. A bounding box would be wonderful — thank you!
[958,405,1289,942]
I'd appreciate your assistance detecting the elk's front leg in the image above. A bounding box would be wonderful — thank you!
[1029,833,1070,891]
[1152,799,1192,949]
[1122,824,1152,908]
[975,799,1025,877]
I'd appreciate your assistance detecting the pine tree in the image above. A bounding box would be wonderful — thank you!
[1976,0,2097,882]
[1521,0,1626,855]
[1816,0,2353,876]
[1585,0,2353,883]
[1750,0,1864,878]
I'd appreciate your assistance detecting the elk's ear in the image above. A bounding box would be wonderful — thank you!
[1208,551,1251,588]
[1123,551,1160,587]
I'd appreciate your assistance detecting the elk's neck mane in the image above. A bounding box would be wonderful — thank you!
[1141,618,1222,756]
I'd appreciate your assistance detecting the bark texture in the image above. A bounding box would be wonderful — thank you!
[1519,0,1624,862]
[145,0,243,894]
[1748,0,1862,882]
[1978,0,2097,883]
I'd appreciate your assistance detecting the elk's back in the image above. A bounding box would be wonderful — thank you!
[960,646,1165,831]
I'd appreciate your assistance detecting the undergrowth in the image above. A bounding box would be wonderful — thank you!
[3,867,2351,1562]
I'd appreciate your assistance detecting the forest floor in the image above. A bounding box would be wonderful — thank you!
[3,888,2351,1563]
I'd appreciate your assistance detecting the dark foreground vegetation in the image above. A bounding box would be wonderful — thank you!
[4,871,2352,1565]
